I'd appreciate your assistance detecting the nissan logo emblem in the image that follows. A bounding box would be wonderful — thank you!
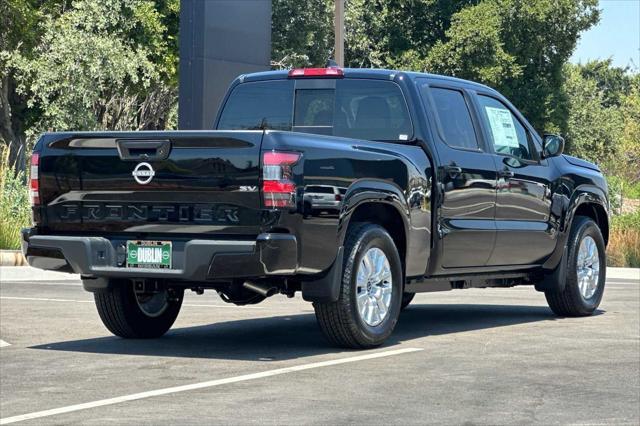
[132,162,155,185]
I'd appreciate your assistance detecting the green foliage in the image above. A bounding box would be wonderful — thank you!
[562,63,623,169]
[426,1,521,87]
[607,175,623,213]
[424,0,599,132]
[3,0,178,141]
[612,211,640,230]
[616,79,640,184]
[0,149,31,250]
[578,59,635,108]
[272,0,334,68]
[623,183,640,200]
[344,0,475,69]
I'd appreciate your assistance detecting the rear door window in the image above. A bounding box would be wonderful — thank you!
[428,87,479,150]
[218,79,413,142]
[331,79,412,141]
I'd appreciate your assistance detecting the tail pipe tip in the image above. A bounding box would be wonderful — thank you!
[243,281,278,298]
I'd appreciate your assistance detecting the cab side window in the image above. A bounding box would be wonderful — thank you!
[477,95,534,161]
[429,87,480,150]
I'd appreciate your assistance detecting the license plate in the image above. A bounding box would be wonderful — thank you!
[126,240,172,269]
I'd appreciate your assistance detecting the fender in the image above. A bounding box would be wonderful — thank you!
[538,184,609,291]
[565,185,609,231]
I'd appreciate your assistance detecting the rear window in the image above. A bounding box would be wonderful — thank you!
[217,80,294,131]
[217,79,413,142]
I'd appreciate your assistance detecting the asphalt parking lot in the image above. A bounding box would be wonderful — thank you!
[1,268,638,425]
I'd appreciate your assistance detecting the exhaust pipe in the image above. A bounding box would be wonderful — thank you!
[243,281,278,298]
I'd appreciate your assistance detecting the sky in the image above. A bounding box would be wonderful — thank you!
[570,0,640,69]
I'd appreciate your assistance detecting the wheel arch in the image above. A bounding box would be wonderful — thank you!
[338,181,410,271]
[542,184,609,274]
[567,186,610,246]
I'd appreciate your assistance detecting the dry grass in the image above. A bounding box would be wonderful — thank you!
[607,212,640,268]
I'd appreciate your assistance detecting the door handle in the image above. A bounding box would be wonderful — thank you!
[498,169,514,178]
[445,165,463,177]
[116,139,171,161]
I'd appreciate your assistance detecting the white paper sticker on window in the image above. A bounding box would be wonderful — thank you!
[485,106,519,148]
[399,134,408,141]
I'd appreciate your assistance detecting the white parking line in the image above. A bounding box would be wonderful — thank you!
[0,296,265,309]
[0,347,423,425]
[0,296,92,303]
[1,281,81,286]
[0,339,10,348]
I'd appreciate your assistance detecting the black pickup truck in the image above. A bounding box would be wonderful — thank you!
[22,67,609,348]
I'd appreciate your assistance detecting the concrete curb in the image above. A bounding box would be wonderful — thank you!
[1,265,638,283]
[0,266,80,282]
[606,267,640,281]
[0,250,27,267]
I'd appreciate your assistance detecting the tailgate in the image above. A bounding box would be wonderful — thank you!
[36,131,265,236]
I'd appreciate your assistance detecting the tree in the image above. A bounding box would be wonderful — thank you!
[615,77,640,184]
[578,59,634,108]
[272,0,334,68]
[425,1,521,86]
[0,0,58,169]
[562,63,622,170]
[344,0,474,69]
[1,0,179,170]
[424,0,599,132]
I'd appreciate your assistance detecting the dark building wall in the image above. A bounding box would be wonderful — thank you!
[179,0,272,129]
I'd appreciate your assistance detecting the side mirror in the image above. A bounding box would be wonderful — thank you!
[542,134,564,158]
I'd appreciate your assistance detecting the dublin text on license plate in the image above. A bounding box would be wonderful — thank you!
[126,241,172,269]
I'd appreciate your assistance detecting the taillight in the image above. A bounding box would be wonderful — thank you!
[335,194,343,201]
[288,67,344,78]
[29,152,40,206]
[262,151,300,208]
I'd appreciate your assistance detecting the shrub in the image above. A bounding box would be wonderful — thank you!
[0,149,31,250]
[607,175,624,214]
[622,181,640,200]
[607,211,640,268]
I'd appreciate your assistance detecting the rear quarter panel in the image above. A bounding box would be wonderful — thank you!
[262,131,432,276]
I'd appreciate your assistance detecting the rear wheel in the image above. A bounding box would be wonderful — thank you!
[313,223,403,348]
[545,216,606,317]
[94,279,183,338]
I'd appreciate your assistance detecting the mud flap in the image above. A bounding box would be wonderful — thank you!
[535,245,568,293]
[301,246,344,302]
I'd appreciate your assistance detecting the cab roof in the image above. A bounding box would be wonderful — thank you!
[238,67,496,93]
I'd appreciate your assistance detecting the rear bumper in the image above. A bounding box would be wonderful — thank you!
[21,229,298,282]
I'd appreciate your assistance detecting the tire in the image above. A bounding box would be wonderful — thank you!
[401,292,415,310]
[94,279,184,338]
[313,222,403,348]
[545,216,606,317]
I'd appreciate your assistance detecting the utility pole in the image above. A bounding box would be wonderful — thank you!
[334,0,344,67]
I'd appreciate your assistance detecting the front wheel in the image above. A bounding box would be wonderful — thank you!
[94,279,184,338]
[545,216,606,317]
[313,223,403,348]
